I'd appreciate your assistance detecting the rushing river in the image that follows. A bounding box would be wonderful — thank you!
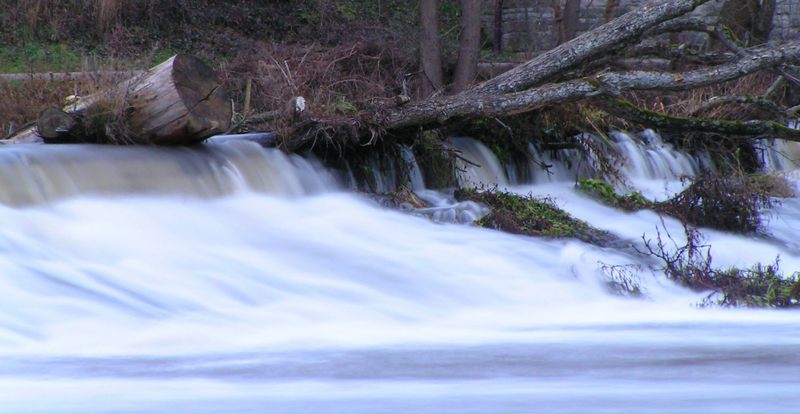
[0,134,799,413]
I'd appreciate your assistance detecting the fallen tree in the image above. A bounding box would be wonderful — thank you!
[280,0,800,152]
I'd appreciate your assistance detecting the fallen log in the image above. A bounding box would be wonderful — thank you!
[1,126,43,144]
[123,54,231,144]
[0,70,145,82]
[8,54,231,145]
[37,108,76,141]
[472,0,714,94]
[380,42,800,131]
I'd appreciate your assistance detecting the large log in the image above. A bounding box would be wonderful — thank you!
[37,107,76,141]
[124,54,231,144]
[8,54,231,145]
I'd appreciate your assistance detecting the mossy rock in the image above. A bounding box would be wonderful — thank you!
[456,188,617,246]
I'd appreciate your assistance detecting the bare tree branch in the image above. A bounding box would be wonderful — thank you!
[472,0,714,94]
[383,42,800,130]
[598,98,800,141]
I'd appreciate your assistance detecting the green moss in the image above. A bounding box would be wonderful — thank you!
[456,188,615,246]
[577,179,652,211]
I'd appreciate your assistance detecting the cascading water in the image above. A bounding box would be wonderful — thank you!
[1,133,799,414]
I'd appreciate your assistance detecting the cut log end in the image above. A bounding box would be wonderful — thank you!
[168,54,232,143]
[37,108,77,140]
[125,54,232,145]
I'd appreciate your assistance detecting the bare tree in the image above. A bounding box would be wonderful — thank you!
[561,0,581,43]
[604,0,617,23]
[718,0,777,47]
[419,0,444,97]
[453,0,483,92]
[493,0,504,53]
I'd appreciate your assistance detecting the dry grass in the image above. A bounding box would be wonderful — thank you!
[626,72,783,120]
[2,0,122,39]
[0,78,73,137]
[1,70,138,141]
[220,41,415,135]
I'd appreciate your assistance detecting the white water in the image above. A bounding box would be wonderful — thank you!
[0,136,799,413]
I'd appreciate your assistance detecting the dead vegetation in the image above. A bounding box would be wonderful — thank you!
[219,40,415,147]
[641,221,800,308]
[658,173,789,233]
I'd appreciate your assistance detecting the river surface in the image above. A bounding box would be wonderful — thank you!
[0,136,798,413]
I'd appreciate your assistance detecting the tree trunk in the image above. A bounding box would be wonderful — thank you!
[561,0,581,43]
[453,0,483,92]
[473,0,714,94]
[604,0,617,23]
[419,0,444,98]
[124,54,231,144]
[37,108,77,141]
[493,0,504,53]
[753,0,777,45]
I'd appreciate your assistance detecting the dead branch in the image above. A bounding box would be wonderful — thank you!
[690,95,786,119]
[472,0,714,94]
[382,42,800,131]
[599,98,800,141]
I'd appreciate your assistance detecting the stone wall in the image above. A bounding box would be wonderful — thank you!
[771,0,800,43]
[490,0,799,55]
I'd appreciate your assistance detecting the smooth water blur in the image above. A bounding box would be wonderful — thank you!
[0,141,335,205]
[0,137,799,413]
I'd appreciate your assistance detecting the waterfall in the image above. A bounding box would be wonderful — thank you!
[0,141,337,206]
[451,137,510,189]
[1,131,799,413]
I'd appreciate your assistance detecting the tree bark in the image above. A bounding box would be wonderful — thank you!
[453,0,483,92]
[37,108,76,141]
[419,0,444,98]
[473,0,714,94]
[599,98,800,141]
[123,54,231,144]
[383,43,800,129]
[604,0,617,23]
[561,0,581,43]
[493,0,504,53]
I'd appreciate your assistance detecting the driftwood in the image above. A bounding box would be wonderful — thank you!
[7,54,231,145]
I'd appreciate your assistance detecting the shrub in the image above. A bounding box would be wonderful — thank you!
[641,221,800,308]
[659,173,778,233]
